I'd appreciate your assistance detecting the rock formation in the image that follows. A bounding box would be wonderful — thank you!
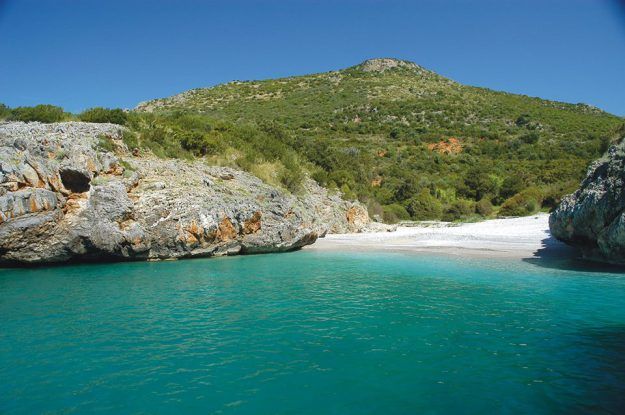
[549,130,625,264]
[0,122,370,264]
[356,58,421,73]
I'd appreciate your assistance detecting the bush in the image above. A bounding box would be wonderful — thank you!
[79,107,128,125]
[340,183,357,200]
[520,131,539,144]
[443,199,475,221]
[382,203,411,223]
[405,189,443,220]
[499,187,544,216]
[279,154,304,193]
[122,130,139,150]
[463,168,498,201]
[0,103,10,119]
[541,182,578,211]
[97,135,116,152]
[500,175,525,199]
[475,198,493,216]
[179,131,224,156]
[10,104,65,123]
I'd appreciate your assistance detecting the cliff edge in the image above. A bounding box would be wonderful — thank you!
[549,127,625,264]
[0,122,369,264]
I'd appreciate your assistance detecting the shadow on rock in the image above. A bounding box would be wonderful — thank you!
[523,231,625,273]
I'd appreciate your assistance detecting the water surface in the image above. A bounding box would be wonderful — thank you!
[1,251,624,414]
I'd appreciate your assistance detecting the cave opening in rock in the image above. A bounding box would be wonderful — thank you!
[60,169,91,193]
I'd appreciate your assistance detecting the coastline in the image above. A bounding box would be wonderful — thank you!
[308,213,576,260]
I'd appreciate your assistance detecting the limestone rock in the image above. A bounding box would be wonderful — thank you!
[0,121,369,264]
[357,58,421,73]
[549,131,625,264]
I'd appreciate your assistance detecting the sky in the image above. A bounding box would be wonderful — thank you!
[1,0,624,115]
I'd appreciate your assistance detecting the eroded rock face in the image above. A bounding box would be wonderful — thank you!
[549,133,625,264]
[0,121,369,264]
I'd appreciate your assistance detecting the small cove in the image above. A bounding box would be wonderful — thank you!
[1,251,624,414]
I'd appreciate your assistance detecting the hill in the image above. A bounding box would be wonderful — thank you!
[133,58,623,222]
[4,58,621,223]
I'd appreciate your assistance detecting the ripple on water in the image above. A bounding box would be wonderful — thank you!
[1,251,625,414]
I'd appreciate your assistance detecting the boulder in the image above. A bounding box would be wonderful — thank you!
[549,129,625,264]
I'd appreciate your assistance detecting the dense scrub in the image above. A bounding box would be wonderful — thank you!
[135,59,624,221]
[122,112,307,193]
[2,104,69,123]
[78,107,128,125]
[3,59,623,221]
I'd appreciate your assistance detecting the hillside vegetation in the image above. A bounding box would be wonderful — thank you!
[3,58,623,222]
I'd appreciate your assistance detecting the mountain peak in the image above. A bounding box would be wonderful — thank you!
[355,58,420,73]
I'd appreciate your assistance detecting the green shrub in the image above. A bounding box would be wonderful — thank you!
[79,107,128,125]
[340,183,357,200]
[97,135,116,152]
[10,105,66,123]
[463,168,499,201]
[519,131,540,144]
[366,199,384,220]
[122,130,139,150]
[382,203,411,223]
[475,198,493,216]
[180,131,225,156]
[141,125,168,145]
[0,103,10,119]
[119,159,136,172]
[500,175,525,199]
[443,199,475,221]
[405,189,443,220]
[499,187,544,216]
[279,154,304,193]
[515,114,531,127]
[541,182,578,211]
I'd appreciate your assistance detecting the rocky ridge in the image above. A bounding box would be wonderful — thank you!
[0,122,371,265]
[549,129,625,264]
[355,58,423,73]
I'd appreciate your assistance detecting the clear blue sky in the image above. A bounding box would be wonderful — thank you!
[1,0,624,115]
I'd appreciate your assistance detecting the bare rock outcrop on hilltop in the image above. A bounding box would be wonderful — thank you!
[357,58,421,73]
[550,129,625,264]
[0,122,369,264]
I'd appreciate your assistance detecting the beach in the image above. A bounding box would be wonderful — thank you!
[309,213,575,259]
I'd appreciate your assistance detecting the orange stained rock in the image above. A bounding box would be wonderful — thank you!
[346,205,368,225]
[427,137,462,154]
[216,217,238,241]
[243,211,262,234]
[86,159,97,172]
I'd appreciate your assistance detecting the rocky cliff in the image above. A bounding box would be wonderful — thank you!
[549,130,625,264]
[0,122,370,265]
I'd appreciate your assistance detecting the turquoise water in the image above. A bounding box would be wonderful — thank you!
[1,251,625,414]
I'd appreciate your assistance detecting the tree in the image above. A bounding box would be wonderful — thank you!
[463,167,499,201]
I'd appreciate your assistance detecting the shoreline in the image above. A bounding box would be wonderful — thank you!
[308,214,577,260]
